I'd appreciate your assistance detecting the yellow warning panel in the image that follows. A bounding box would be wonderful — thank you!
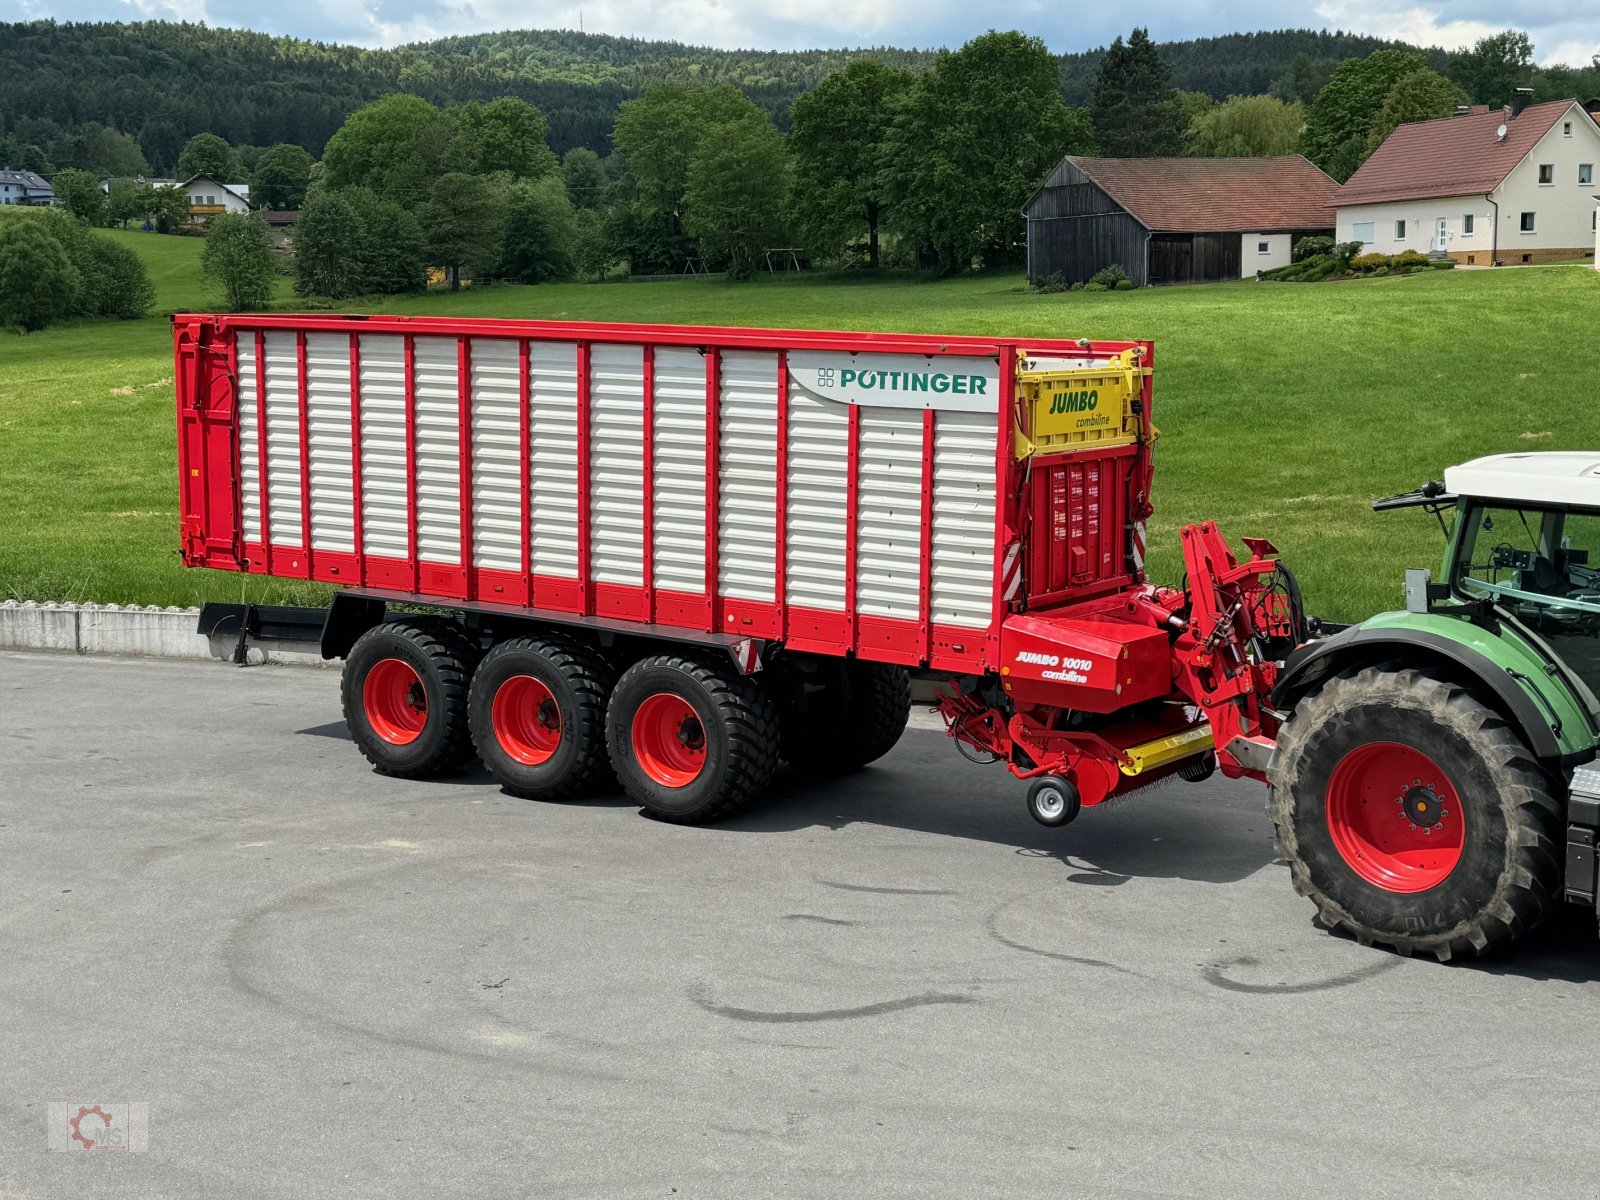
[1014,349,1148,458]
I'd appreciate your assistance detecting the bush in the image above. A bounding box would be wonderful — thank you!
[0,219,79,330]
[1031,272,1071,294]
[1113,277,1135,291]
[1349,252,1391,272]
[1259,253,1337,283]
[202,212,278,311]
[1430,259,1457,270]
[1089,263,1131,289]
[1332,241,1365,269]
[1082,280,1109,292]
[79,238,155,319]
[1292,235,1334,262]
[1392,249,1429,267]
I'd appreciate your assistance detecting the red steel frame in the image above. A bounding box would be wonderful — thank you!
[174,313,1155,677]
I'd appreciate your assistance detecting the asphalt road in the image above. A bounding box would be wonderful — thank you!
[2,650,1598,1199]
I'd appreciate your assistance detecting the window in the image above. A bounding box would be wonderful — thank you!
[1351,221,1374,243]
[1394,219,1406,239]
[1565,121,1574,136]
[1581,164,1595,186]
[1462,213,1475,235]
[1520,211,1537,233]
[1257,241,1271,254]
[1538,164,1554,185]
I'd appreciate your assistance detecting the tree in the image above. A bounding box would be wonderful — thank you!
[106,180,148,228]
[612,84,758,220]
[682,111,791,279]
[148,184,192,234]
[499,174,579,283]
[885,31,1092,272]
[344,188,426,294]
[202,212,278,311]
[1449,31,1535,106]
[294,190,364,299]
[561,147,608,209]
[1091,28,1188,157]
[449,98,559,179]
[1300,49,1429,181]
[252,143,315,210]
[66,123,149,177]
[52,168,107,225]
[177,132,245,182]
[1364,69,1464,156]
[422,172,503,289]
[1187,95,1305,157]
[138,119,185,175]
[788,59,913,267]
[0,219,80,331]
[322,94,455,209]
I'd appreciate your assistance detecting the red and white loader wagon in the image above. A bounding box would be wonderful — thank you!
[176,314,1300,824]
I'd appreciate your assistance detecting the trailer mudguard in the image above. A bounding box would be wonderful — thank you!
[1274,621,1570,761]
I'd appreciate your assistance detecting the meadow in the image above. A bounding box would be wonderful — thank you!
[1,232,1596,623]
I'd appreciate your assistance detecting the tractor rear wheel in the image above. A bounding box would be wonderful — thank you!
[605,653,779,824]
[468,634,614,801]
[1269,665,1564,961]
[777,659,912,773]
[342,618,477,779]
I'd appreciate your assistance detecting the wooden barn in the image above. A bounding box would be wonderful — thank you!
[1024,156,1338,287]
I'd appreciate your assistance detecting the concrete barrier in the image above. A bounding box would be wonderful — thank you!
[0,601,330,667]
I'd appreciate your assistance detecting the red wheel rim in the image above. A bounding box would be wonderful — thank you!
[1326,741,1464,893]
[491,674,562,765]
[631,692,707,788]
[363,658,427,746]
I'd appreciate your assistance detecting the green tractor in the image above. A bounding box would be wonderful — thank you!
[1271,452,1600,960]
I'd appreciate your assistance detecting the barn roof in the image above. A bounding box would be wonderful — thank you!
[1031,155,1338,233]
[1334,100,1584,206]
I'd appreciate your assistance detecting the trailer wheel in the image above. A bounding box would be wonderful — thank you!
[1269,665,1564,961]
[606,654,779,823]
[778,660,912,773]
[342,619,477,779]
[468,635,614,801]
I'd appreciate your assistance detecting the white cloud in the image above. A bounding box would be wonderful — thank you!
[1546,39,1599,68]
[1313,2,1497,51]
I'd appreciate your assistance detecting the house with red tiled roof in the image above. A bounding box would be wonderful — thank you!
[1023,155,1337,286]
[1334,97,1600,266]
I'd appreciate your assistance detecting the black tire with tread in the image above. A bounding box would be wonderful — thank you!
[778,660,912,773]
[468,633,615,801]
[606,653,780,823]
[342,617,478,779]
[1269,664,1564,961]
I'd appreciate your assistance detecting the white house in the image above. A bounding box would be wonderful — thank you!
[180,174,252,222]
[1334,98,1600,266]
[0,169,56,206]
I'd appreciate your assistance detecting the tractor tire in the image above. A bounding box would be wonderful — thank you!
[605,653,780,824]
[778,659,912,773]
[468,634,615,801]
[1269,664,1564,961]
[342,618,477,779]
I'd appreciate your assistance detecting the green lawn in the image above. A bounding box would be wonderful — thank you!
[2,253,1598,622]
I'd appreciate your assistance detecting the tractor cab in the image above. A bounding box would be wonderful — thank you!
[1441,453,1600,707]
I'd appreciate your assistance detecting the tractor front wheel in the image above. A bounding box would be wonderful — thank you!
[1270,665,1563,960]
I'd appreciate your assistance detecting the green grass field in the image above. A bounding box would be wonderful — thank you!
[2,247,1597,623]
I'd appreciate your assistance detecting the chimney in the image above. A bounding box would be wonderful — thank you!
[1452,105,1471,117]
[1511,87,1533,118]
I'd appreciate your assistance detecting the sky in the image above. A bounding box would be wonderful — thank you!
[2,0,1597,68]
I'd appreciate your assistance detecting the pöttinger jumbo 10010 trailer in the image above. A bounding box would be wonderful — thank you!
[175,313,1301,824]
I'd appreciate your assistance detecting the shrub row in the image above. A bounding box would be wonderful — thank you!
[0,209,155,331]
